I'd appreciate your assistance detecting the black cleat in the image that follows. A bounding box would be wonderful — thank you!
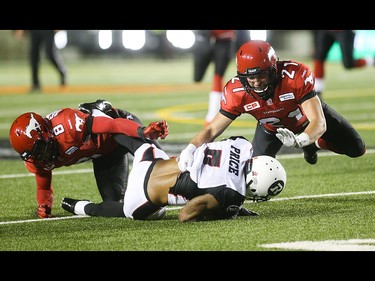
[78,99,113,115]
[304,151,318,164]
[61,197,78,214]
[303,143,319,165]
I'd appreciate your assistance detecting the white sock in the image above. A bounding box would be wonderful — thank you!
[205,91,222,122]
[365,57,374,66]
[314,78,325,93]
[74,200,91,215]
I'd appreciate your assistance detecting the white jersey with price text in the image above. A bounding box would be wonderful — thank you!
[187,136,253,196]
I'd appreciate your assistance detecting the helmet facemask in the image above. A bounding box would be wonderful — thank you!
[19,123,58,170]
[29,137,58,170]
[237,66,277,101]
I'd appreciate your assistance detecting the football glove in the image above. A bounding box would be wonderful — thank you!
[177,143,196,172]
[140,120,169,140]
[276,128,309,148]
[37,204,52,219]
[238,207,259,216]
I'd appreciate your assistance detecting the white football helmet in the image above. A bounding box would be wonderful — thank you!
[246,155,286,202]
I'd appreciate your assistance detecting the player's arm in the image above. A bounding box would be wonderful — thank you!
[191,113,232,147]
[35,171,54,218]
[178,113,232,172]
[90,114,168,140]
[276,95,326,148]
[300,95,326,143]
[178,194,221,222]
[24,162,54,218]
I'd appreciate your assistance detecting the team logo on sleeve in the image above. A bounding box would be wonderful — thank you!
[74,113,85,132]
[243,101,260,111]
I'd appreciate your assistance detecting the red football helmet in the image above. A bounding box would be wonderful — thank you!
[236,40,278,100]
[9,112,58,170]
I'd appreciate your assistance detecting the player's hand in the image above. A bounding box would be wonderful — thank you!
[238,207,259,216]
[276,128,310,148]
[143,120,169,140]
[37,204,52,219]
[276,128,298,147]
[177,143,196,172]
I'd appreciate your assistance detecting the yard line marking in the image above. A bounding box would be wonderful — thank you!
[1,190,374,225]
[0,215,89,225]
[259,239,375,251]
[167,190,375,210]
[257,190,375,202]
[1,148,374,179]
[0,168,93,179]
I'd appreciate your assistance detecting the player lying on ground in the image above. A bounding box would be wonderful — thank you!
[61,135,286,222]
[9,100,168,218]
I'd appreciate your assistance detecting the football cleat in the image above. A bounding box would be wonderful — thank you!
[304,151,318,165]
[303,143,319,165]
[78,99,113,115]
[61,197,79,214]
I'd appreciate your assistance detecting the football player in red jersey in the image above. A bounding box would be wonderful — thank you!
[313,30,374,99]
[193,30,236,126]
[9,100,169,218]
[178,40,366,172]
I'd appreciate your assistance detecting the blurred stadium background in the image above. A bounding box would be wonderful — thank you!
[1,29,374,157]
[1,30,375,60]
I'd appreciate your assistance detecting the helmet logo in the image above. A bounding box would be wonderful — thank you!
[268,47,276,60]
[268,180,285,196]
[25,113,41,139]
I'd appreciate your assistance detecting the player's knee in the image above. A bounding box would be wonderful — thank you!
[349,140,366,158]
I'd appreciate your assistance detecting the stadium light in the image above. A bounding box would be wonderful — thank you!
[250,30,267,41]
[55,30,68,49]
[166,30,195,49]
[122,30,146,51]
[98,30,113,50]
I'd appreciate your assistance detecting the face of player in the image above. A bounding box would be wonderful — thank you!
[246,70,269,93]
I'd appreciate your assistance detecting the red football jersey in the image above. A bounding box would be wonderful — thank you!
[25,108,117,173]
[221,60,315,133]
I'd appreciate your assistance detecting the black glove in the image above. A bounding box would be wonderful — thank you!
[238,207,259,216]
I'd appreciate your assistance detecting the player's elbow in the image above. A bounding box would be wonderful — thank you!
[178,212,193,222]
[315,120,326,138]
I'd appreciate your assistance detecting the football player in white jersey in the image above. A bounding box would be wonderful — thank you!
[61,134,286,222]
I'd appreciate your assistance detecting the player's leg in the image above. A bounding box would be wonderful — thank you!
[205,39,234,124]
[29,31,42,91]
[313,31,335,98]
[61,197,125,217]
[339,30,368,69]
[317,102,366,157]
[193,31,213,82]
[251,123,283,158]
[44,30,67,86]
[92,145,130,202]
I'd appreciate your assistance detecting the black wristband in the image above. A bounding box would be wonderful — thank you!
[137,126,146,140]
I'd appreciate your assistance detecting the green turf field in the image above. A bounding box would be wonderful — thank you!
[0,57,374,251]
